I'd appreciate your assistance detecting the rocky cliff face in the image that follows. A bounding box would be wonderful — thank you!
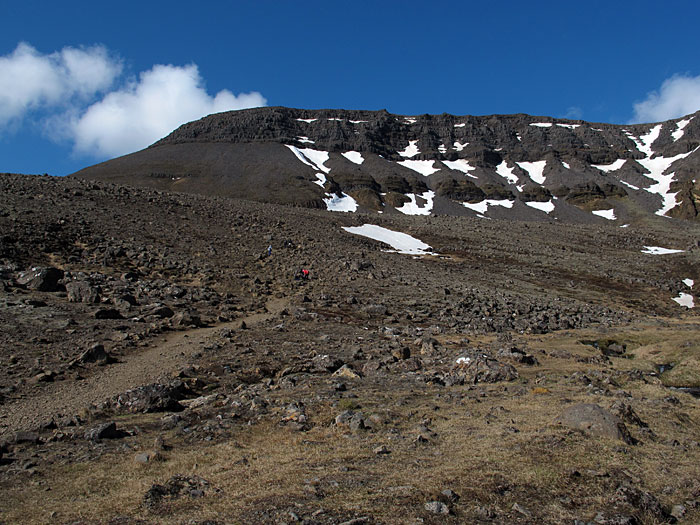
[73,106,700,223]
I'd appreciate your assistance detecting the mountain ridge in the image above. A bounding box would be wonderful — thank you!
[73,106,700,222]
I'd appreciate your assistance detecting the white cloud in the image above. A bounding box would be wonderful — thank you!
[0,42,121,125]
[69,63,267,158]
[631,74,700,123]
[562,106,582,120]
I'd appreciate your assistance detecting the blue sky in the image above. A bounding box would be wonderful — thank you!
[2,0,700,176]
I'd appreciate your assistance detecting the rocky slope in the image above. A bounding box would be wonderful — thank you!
[1,173,700,524]
[73,107,700,223]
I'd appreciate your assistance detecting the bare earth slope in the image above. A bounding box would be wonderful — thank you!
[1,173,699,524]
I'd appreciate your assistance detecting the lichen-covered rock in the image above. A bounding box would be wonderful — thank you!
[556,403,635,444]
[450,355,518,384]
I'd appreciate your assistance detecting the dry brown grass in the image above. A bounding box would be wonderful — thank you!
[2,321,700,524]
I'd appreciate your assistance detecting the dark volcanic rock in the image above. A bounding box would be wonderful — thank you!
[85,421,126,441]
[66,280,101,303]
[113,381,191,413]
[17,267,64,292]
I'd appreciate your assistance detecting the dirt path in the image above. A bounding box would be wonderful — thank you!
[0,297,289,436]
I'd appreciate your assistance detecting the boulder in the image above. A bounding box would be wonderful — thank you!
[17,267,64,292]
[451,355,518,384]
[114,381,191,413]
[84,422,126,440]
[170,311,204,328]
[94,308,124,320]
[75,343,112,365]
[66,280,100,303]
[556,403,635,444]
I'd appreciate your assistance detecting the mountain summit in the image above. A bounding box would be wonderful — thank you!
[73,107,700,223]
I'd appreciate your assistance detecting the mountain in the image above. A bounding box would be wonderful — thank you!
[72,106,700,223]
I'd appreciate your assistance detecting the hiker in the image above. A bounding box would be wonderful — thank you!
[267,245,272,257]
[301,269,310,279]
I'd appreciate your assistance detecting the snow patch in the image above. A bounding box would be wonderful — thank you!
[327,117,343,121]
[296,118,317,123]
[299,148,331,173]
[592,209,616,220]
[638,149,697,216]
[324,193,357,212]
[454,123,466,128]
[396,191,435,216]
[496,161,519,185]
[342,224,435,255]
[286,145,319,171]
[626,125,661,156]
[641,246,684,255]
[562,161,570,169]
[683,278,694,289]
[592,159,626,172]
[516,160,547,185]
[438,144,447,153]
[525,200,555,214]
[398,140,420,158]
[443,159,477,178]
[672,118,692,141]
[296,136,315,144]
[342,151,364,165]
[453,141,469,152]
[397,159,440,176]
[463,199,514,215]
[314,173,326,187]
[673,293,695,308]
[557,123,580,129]
[620,180,639,190]
[349,120,368,124]
[529,122,552,128]
[404,118,417,124]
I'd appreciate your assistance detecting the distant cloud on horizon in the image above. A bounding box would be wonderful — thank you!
[68,64,266,158]
[631,73,700,123]
[0,42,267,158]
[0,42,122,127]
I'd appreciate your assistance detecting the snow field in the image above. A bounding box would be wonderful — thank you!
[525,200,555,214]
[641,246,684,255]
[443,159,477,178]
[342,151,364,165]
[672,118,692,141]
[396,191,435,216]
[342,224,435,255]
[324,193,358,212]
[462,199,514,215]
[592,209,616,220]
[516,160,547,185]
[592,159,626,173]
[673,293,695,308]
[397,159,440,176]
[496,161,519,185]
[398,140,420,158]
